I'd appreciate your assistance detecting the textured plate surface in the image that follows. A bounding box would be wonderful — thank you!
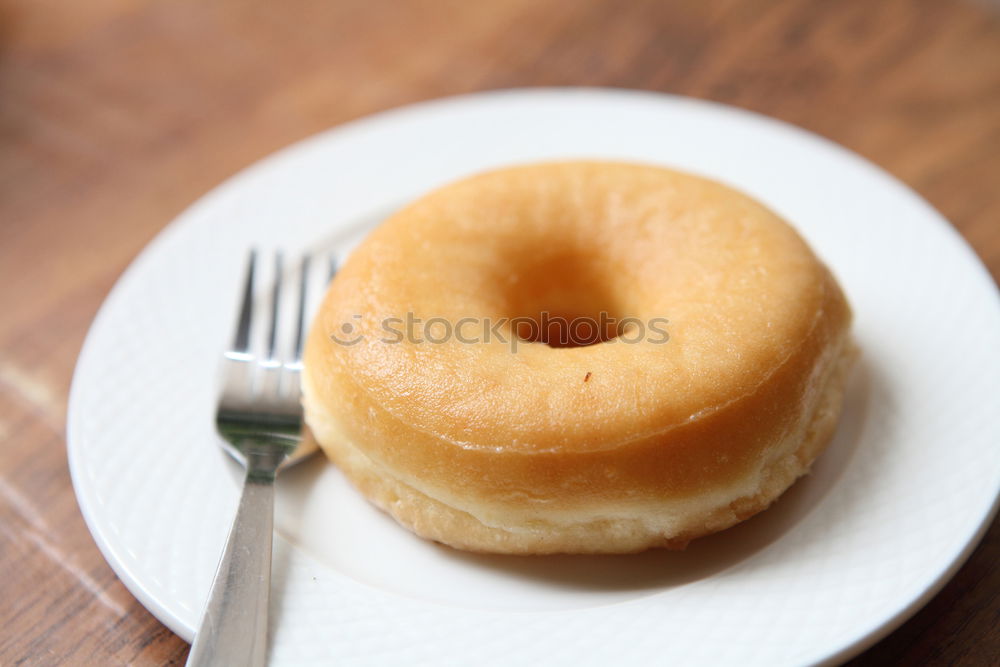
[68,89,1000,666]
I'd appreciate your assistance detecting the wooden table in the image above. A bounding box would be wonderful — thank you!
[1,0,997,664]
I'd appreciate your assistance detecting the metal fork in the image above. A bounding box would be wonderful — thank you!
[187,250,321,667]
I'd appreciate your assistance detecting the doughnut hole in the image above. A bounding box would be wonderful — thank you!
[504,251,624,348]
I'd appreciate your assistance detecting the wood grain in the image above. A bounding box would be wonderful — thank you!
[1,0,997,664]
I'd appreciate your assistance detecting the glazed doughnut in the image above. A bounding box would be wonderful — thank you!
[302,162,854,554]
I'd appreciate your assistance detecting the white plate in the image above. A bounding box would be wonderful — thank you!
[68,88,1000,666]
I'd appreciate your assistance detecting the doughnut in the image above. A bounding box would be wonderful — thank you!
[302,161,854,554]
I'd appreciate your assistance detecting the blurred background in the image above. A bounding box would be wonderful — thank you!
[1,0,997,664]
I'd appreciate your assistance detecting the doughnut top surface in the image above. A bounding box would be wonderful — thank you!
[311,162,842,454]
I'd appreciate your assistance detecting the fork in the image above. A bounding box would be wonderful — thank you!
[187,250,322,667]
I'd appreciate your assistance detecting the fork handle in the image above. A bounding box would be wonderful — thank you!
[187,471,275,667]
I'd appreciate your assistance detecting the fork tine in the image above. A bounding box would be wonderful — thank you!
[328,253,338,284]
[232,249,256,353]
[266,251,283,360]
[293,255,310,361]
